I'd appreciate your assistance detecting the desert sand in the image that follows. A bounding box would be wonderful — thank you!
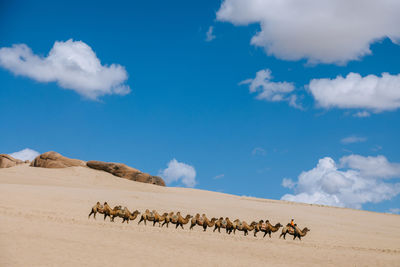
[0,164,399,266]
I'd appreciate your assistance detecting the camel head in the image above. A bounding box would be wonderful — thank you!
[211,218,218,222]
[132,210,140,215]
[185,214,193,219]
[250,221,258,227]
[303,227,310,233]
[276,223,283,228]
[162,212,168,216]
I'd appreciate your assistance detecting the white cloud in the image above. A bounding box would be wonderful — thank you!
[281,155,400,209]
[353,111,371,118]
[340,155,400,179]
[309,72,400,112]
[387,208,400,214]
[252,147,266,156]
[282,178,295,189]
[159,159,197,187]
[206,26,216,42]
[217,0,400,64]
[240,69,301,108]
[341,135,367,144]
[9,148,40,161]
[0,39,130,99]
[214,174,225,179]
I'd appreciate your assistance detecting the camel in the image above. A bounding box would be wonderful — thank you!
[88,201,104,219]
[225,217,235,234]
[201,215,217,232]
[254,220,283,238]
[103,202,123,222]
[213,217,228,233]
[263,220,283,238]
[253,220,266,237]
[280,224,310,240]
[233,219,257,236]
[189,213,202,230]
[152,210,169,227]
[168,212,192,229]
[111,207,140,223]
[161,212,175,228]
[137,209,156,225]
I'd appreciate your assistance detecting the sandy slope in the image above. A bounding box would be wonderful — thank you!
[0,165,399,266]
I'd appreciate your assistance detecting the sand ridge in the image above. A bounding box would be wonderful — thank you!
[1,165,399,266]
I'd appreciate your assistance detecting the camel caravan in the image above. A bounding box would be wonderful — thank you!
[88,202,310,240]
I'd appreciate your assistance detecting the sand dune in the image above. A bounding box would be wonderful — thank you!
[0,164,399,266]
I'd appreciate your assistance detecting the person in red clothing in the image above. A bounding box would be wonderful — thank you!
[290,219,296,231]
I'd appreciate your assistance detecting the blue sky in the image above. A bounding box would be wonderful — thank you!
[1,0,400,213]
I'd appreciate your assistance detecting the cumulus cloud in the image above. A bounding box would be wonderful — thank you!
[341,135,367,144]
[206,26,216,42]
[9,148,40,161]
[159,159,197,187]
[387,208,400,214]
[240,69,301,108]
[281,155,400,209]
[217,0,400,64]
[340,155,400,179]
[282,178,295,189]
[0,39,130,99]
[309,72,400,112]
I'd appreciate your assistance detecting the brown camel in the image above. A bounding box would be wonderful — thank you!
[189,213,202,230]
[88,201,104,219]
[161,212,175,228]
[213,217,228,233]
[103,202,123,222]
[225,217,235,234]
[137,209,156,225]
[201,215,217,232]
[169,212,192,229]
[253,220,266,237]
[112,207,140,223]
[280,224,310,240]
[152,210,169,227]
[233,219,257,236]
[263,220,283,238]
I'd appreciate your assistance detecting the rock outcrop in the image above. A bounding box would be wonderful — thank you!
[30,151,86,168]
[86,160,165,186]
[0,154,25,168]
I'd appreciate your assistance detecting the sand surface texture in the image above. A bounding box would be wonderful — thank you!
[1,165,399,266]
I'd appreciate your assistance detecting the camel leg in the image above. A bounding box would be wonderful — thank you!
[161,221,166,227]
[218,227,221,233]
[144,219,147,226]
[203,225,207,232]
[190,223,195,230]
[138,217,143,225]
[153,221,156,227]
[88,210,94,219]
[269,232,271,238]
[175,223,179,229]
[180,224,184,230]
[254,230,257,237]
[104,214,107,221]
[213,226,217,232]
